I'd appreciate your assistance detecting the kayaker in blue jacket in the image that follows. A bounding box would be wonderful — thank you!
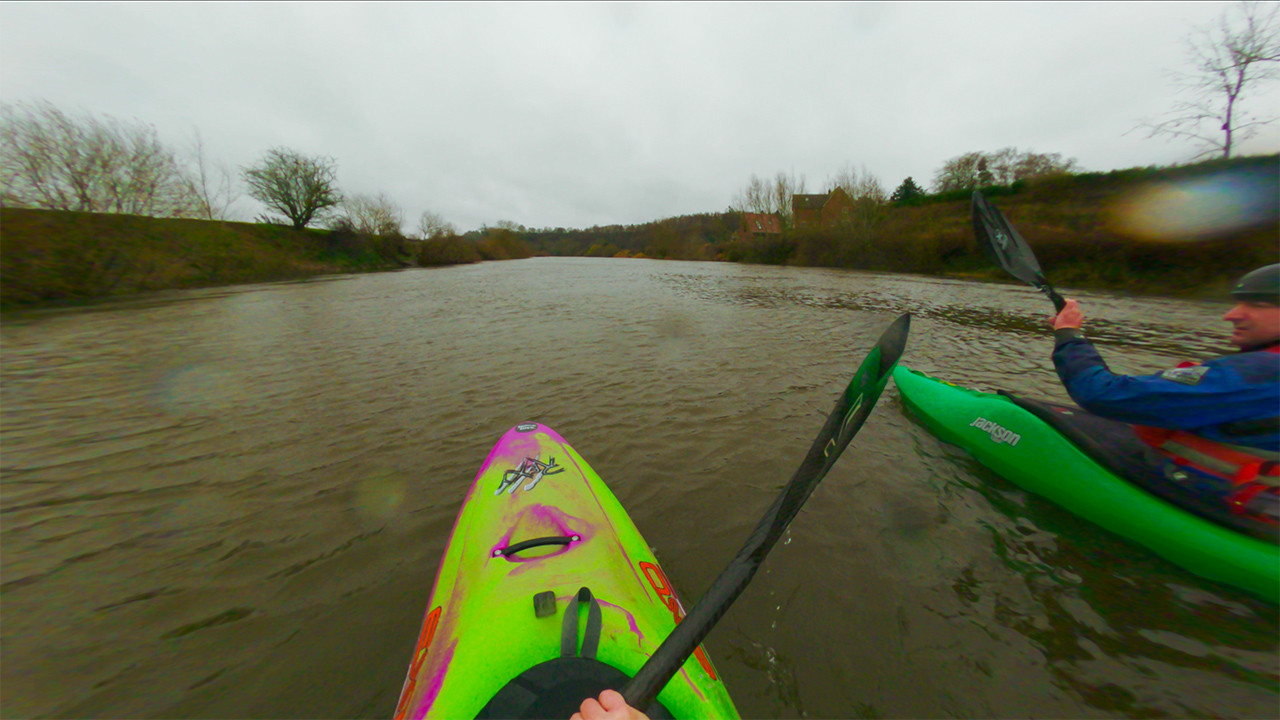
[1050,263,1279,520]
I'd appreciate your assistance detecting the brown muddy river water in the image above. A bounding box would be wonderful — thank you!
[3,258,1276,719]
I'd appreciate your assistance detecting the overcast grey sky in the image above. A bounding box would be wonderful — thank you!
[2,2,1277,232]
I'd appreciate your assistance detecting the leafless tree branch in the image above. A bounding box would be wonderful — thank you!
[1,99,195,216]
[1139,0,1280,159]
[334,192,404,236]
[240,147,342,230]
[187,129,241,221]
[730,170,806,225]
[417,211,458,239]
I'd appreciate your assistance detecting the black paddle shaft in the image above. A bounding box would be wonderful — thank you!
[971,192,1066,312]
[622,313,910,712]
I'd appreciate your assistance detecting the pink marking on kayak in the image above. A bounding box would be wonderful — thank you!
[678,664,706,701]
[595,598,648,651]
[490,504,594,565]
[412,640,455,720]
[567,597,705,700]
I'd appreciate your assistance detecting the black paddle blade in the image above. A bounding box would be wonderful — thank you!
[820,311,910,470]
[971,192,1065,311]
[622,313,910,712]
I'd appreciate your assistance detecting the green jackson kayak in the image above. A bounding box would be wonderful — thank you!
[894,366,1279,603]
[393,422,739,719]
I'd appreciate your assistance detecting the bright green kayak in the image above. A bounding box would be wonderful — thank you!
[894,366,1279,603]
[393,422,739,720]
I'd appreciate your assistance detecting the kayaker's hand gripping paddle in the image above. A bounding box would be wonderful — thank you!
[622,313,911,712]
[971,191,1066,312]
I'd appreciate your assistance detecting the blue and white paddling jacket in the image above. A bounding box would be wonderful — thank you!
[1051,330,1280,452]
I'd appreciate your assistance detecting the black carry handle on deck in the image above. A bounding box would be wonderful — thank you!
[492,535,580,558]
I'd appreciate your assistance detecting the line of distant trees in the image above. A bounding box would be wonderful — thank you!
[0,98,1106,263]
[0,100,467,246]
[512,152,1276,290]
[0,99,539,274]
[453,148,1081,263]
[928,148,1080,193]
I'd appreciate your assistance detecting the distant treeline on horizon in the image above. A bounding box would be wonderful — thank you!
[506,153,1279,297]
[2,103,1275,305]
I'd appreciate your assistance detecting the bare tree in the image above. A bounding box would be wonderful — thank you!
[771,171,806,226]
[337,192,404,236]
[1,99,195,216]
[933,149,1078,192]
[187,129,240,220]
[241,147,341,230]
[828,163,886,203]
[1011,150,1079,180]
[985,147,1080,184]
[982,147,1022,186]
[730,173,771,214]
[1141,0,1280,159]
[730,170,807,225]
[931,151,987,192]
[417,210,457,239]
[827,163,888,234]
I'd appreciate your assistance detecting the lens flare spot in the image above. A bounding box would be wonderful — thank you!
[1108,168,1279,241]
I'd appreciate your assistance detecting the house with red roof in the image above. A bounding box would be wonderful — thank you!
[792,187,855,229]
[733,212,782,242]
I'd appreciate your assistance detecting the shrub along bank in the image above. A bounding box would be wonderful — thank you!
[0,209,527,307]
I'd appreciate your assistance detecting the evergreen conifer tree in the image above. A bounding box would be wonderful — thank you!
[889,177,925,204]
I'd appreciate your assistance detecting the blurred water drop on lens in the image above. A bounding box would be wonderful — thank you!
[153,364,245,417]
[1108,167,1279,241]
[350,473,407,531]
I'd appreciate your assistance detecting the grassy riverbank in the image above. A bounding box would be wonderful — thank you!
[525,154,1280,299]
[4,155,1276,307]
[0,209,528,307]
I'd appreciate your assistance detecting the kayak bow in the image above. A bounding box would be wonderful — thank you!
[394,422,739,719]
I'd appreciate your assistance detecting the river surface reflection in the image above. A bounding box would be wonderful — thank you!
[3,258,1275,718]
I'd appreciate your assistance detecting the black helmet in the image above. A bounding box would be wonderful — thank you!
[1231,264,1280,303]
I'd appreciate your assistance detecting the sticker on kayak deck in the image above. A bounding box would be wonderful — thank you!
[516,422,539,433]
[970,417,1021,446]
[1160,365,1209,386]
[639,561,718,681]
[495,457,565,495]
[394,605,442,720]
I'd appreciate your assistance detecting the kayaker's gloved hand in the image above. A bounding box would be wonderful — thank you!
[1052,298,1086,345]
[571,689,650,720]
